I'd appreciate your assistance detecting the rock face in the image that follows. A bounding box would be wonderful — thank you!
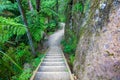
[65,0,120,80]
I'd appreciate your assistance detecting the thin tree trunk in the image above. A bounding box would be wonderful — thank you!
[28,0,33,11]
[56,0,58,13]
[36,0,40,12]
[65,0,73,41]
[56,0,59,27]
[16,0,36,56]
[47,16,50,32]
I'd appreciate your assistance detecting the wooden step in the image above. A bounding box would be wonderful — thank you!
[45,57,63,60]
[38,66,67,72]
[34,72,70,80]
[41,62,65,66]
[46,54,62,56]
[47,52,61,54]
[43,58,64,62]
[43,59,63,62]
[45,56,63,58]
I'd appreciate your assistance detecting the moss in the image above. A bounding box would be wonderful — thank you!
[69,54,75,66]
[79,26,87,38]
[77,65,81,70]
[73,3,84,13]
[62,29,78,54]
[96,32,100,36]
[84,0,91,13]
[87,64,91,66]
[106,51,114,56]
[113,61,120,73]
[79,0,107,40]
[65,69,69,72]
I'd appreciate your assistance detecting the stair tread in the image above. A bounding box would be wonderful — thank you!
[34,72,70,80]
[45,56,63,58]
[41,62,65,66]
[46,54,62,56]
[38,66,67,72]
[45,57,63,59]
[43,60,63,62]
[44,58,63,60]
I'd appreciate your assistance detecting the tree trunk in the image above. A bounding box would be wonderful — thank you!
[56,0,59,27]
[65,0,73,41]
[56,0,58,13]
[36,0,40,12]
[16,0,36,56]
[28,0,33,11]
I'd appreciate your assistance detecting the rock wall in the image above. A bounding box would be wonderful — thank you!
[65,0,120,80]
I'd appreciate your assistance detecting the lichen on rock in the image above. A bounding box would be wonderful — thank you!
[65,0,120,80]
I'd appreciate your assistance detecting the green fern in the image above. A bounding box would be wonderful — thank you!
[41,0,59,16]
[0,0,19,17]
[0,17,26,43]
[25,11,46,42]
[73,3,84,13]
[0,0,18,12]
[0,50,22,71]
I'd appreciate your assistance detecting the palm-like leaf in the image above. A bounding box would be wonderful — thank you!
[0,17,26,43]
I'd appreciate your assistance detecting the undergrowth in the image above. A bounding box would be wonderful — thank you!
[0,43,45,80]
[61,31,77,68]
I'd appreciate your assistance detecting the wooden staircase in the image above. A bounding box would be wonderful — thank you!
[30,25,74,80]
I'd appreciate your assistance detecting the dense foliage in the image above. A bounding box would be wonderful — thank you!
[61,0,84,70]
[0,0,66,79]
[0,0,78,79]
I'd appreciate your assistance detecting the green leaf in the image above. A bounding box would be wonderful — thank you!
[0,17,26,43]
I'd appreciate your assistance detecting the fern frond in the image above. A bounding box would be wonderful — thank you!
[0,50,22,71]
[31,28,44,41]
[41,0,59,16]
[0,17,26,43]
[0,0,18,16]
[0,1,18,11]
